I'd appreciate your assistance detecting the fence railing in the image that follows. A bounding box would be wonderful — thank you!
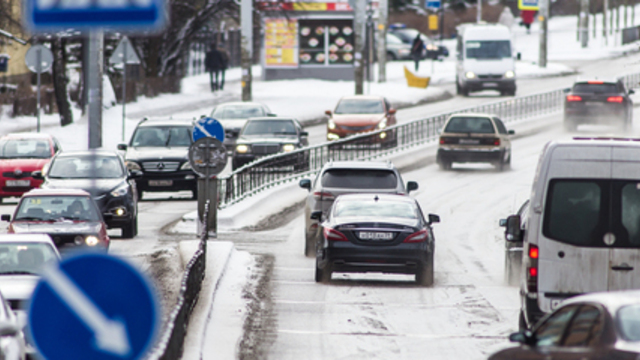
[217,72,640,208]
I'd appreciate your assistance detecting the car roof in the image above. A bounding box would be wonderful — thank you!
[322,161,397,171]
[0,233,56,245]
[246,117,296,122]
[23,188,92,197]
[1,133,54,140]
[216,102,267,107]
[335,193,415,203]
[563,290,640,314]
[552,137,640,148]
[55,150,119,158]
[339,95,385,101]
[137,118,194,127]
[574,77,619,84]
[448,112,496,119]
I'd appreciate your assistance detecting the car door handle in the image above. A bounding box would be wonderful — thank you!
[612,265,634,271]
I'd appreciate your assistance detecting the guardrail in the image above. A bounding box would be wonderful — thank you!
[217,72,640,208]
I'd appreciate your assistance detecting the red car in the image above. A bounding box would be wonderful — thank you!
[1,189,110,251]
[0,133,60,202]
[325,95,397,146]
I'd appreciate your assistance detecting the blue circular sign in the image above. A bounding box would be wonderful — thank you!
[29,253,159,360]
[192,117,225,142]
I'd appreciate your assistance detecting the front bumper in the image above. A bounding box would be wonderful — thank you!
[437,147,505,163]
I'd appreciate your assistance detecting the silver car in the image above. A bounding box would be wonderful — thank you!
[299,161,418,257]
[209,102,274,148]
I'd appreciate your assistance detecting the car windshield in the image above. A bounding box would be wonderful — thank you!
[242,120,297,136]
[444,117,495,134]
[573,83,618,94]
[131,126,192,147]
[48,155,124,179]
[335,99,385,114]
[321,169,398,189]
[466,40,511,59]
[0,242,58,275]
[15,196,101,222]
[334,199,419,219]
[212,105,267,120]
[386,34,404,44]
[0,139,51,159]
[617,305,640,341]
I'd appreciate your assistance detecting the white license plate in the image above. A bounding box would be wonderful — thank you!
[6,180,30,187]
[459,139,480,145]
[149,180,173,187]
[359,232,394,240]
[483,82,498,87]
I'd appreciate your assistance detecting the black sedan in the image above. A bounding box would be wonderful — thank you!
[232,117,309,171]
[312,193,440,286]
[564,78,634,131]
[33,150,140,238]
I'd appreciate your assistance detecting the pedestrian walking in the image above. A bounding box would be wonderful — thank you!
[520,10,536,34]
[411,34,425,72]
[217,44,230,91]
[204,43,223,91]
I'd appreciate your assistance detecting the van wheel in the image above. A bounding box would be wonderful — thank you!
[121,217,137,239]
[519,311,527,331]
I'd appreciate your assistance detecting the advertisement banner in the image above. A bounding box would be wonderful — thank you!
[265,19,299,67]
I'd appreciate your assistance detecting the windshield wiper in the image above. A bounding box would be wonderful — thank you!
[273,132,296,135]
[0,271,37,275]
[14,217,46,221]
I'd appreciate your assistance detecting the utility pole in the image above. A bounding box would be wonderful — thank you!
[354,0,365,94]
[477,0,482,23]
[87,30,104,149]
[377,0,388,83]
[539,0,548,67]
[579,0,589,48]
[241,0,252,101]
[604,0,609,45]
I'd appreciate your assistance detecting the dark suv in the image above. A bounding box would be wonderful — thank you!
[564,78,634,131]
[299,161,418,257]
[118,118,197,200]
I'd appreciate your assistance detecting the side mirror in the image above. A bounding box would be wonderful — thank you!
[267,113,277,117]
[508,129,515,135]
[1,215,10,222]
[516,52,522,60]
[505,215,522,242]
[388,108,397,115]
[301,131,309,137]
[630,89,635,95]
[129,170,143,179]
[299,179,311,191]
[0,322,18,337]
[563,88,571,93]
[117,143,128,151]
[499,218,507,227]
[31,171,43,180]
[325,110,332,116]
[407,181,419,193]
[310,211,323,221]
[428,214,440,224]
[509,330,535,345]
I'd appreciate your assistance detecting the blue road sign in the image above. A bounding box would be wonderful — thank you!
[425,0,441,9]
[24,0,167,32]
[29,253,159,360]
[192,117,225,143]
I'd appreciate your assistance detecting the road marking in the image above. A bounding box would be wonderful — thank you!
[43,265,131,357]
[277,329,504,339]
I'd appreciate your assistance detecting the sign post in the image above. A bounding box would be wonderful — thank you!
[110,37,142,142]
[25,44,53,133]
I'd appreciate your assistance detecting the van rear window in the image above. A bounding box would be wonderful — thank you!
[321,169,397,189]
[444,117,495,134]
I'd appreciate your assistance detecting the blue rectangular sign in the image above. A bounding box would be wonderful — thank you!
[24,0,167,32]
[425,0,441,9]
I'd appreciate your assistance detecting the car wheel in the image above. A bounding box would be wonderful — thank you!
[519,310,527,331]
[305,231,315,257]
[455,79,461,95]
[315,256,331,283]
[416,259,434,286]
[461,85,470,97]
[121,217,137,239]
[438,160,451,170]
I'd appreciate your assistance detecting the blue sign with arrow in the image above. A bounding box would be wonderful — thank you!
[28,253,159,360]
[192,117,225,143]
[425,0,441,9]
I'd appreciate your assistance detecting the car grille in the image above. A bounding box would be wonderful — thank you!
[252,144,280,155]
[340,125,375,132]
[478,75,503,79]
[2,171,32,178]
[142,161,180,172]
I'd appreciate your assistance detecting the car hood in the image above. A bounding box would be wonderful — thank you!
[332,216,420,228]
[125,147,189,162]
[12,221,103,234]
[331,114,386,126]
[0,158,50,173]
[464,58,514,75]
[218,119,250,132]
[42,178,124,196]
[0,276,39,301]
[237,135,299,144]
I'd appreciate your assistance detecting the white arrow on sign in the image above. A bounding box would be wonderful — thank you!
[194,122,214,138]
[42,265,131,357]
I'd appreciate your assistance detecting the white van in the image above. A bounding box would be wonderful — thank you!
[505,138,640,330]
[455,23,516,96]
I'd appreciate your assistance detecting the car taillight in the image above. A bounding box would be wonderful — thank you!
[323,227,348,241]
[404,229,428,243]
[493,138,501,146]
[527,244,539,292]
[313,192,335,201]
[566,95,582,102]
[439,137,455,145]
[587,80,604,84]
[607,96,624,103]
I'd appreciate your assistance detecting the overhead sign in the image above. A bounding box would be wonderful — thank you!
[188,137,228,177]
[109,37,141,65]
[192,117,225,143]
[518,0,539,10]
[425,0,441,9]
[29,253,159,360]
[23,0,168,32]
[25,45,53,74]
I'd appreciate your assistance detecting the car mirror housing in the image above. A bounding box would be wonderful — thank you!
[267,113,277,117]
[428,214,440,224]
[117,143,128,151]
[508,130,515,135]
[499,218,507,227]
[630,89,635,95]
[310,211,323,221]
[563,88,571,93]
[301,131,309,137]
[325,110,332,116]
[299,179,311,191]
[388,108,397,115]
[505,215,522,242]
[31,170,43,180]
[1,215,10,222]
[129,170,143,179]
[407,181,419,193]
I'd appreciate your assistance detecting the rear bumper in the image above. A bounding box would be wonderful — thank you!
[437,147,505,163]
[320,242,431,274]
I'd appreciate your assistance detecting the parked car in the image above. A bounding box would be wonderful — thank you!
[0,234,59,360]
[325,95,397,147]
[563,78,634,131]
[2,189,110,251]
[118,118,197,200]
[385,33,412,61]
[210,102,274,148]
[299,161,418,257]
[437,113,514,170]
[0,133,60,203]
[312,193,440,285]
[489,290,640,360]
[388,28,448,59]
[232,117,309,170]
[499,200,529,286]
[35,150,139,239]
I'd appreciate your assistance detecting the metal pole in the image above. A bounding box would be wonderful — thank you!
[241,0,253,101]
[377,0,388,83]
[367,12,374,83]
[580,0,590,47]
[36,47,41,133]
[354,0,365,94]
[477,0,482,23]
[604,0,609,45]
[122,41,127,142]
[87,29,104,149]
[539,0,548,68]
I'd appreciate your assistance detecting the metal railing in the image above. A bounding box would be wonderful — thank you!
[217,72,640,208]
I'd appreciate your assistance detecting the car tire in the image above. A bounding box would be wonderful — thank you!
[315,257,331,283]
[519,310,527,331]
[438,160,452,170]
[461,85,470,97]
[456,80,461,95]
[416,259,434,287]
[121,216,137,239]
[305,231,315,257]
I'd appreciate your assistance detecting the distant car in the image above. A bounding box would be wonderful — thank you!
[299,161,418,257]
[312,193,440,286]
[0,234,59,360]
[0,133,60,203]
[325,95,397,146]
[232,117,309,171]
[385,33,412,61]
[118,118,197,200]
[35,150,140,238]
[499,200,529,286]
[210,102,273,148]
[437,113,514,170]
[563,78,634,131]
[489,290,640,360]
[2,189,110,251]
[388,28,448,59]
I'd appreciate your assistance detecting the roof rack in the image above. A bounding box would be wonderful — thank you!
[573,137,640,142]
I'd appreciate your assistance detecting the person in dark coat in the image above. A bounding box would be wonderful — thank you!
[217,44,230,91]
[205,43,223,91]
[411,34,425,72]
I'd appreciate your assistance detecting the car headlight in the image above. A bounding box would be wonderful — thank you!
[126,161,141,171]
[465,71,476,79]
[505,70,515,79]
[110,184,129,197]
[328,119,336,130]
[236,145,250,154]
[378,118,388,129]
[282,144,296,152]
[85,236,100,246]
[180,162,192,170]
